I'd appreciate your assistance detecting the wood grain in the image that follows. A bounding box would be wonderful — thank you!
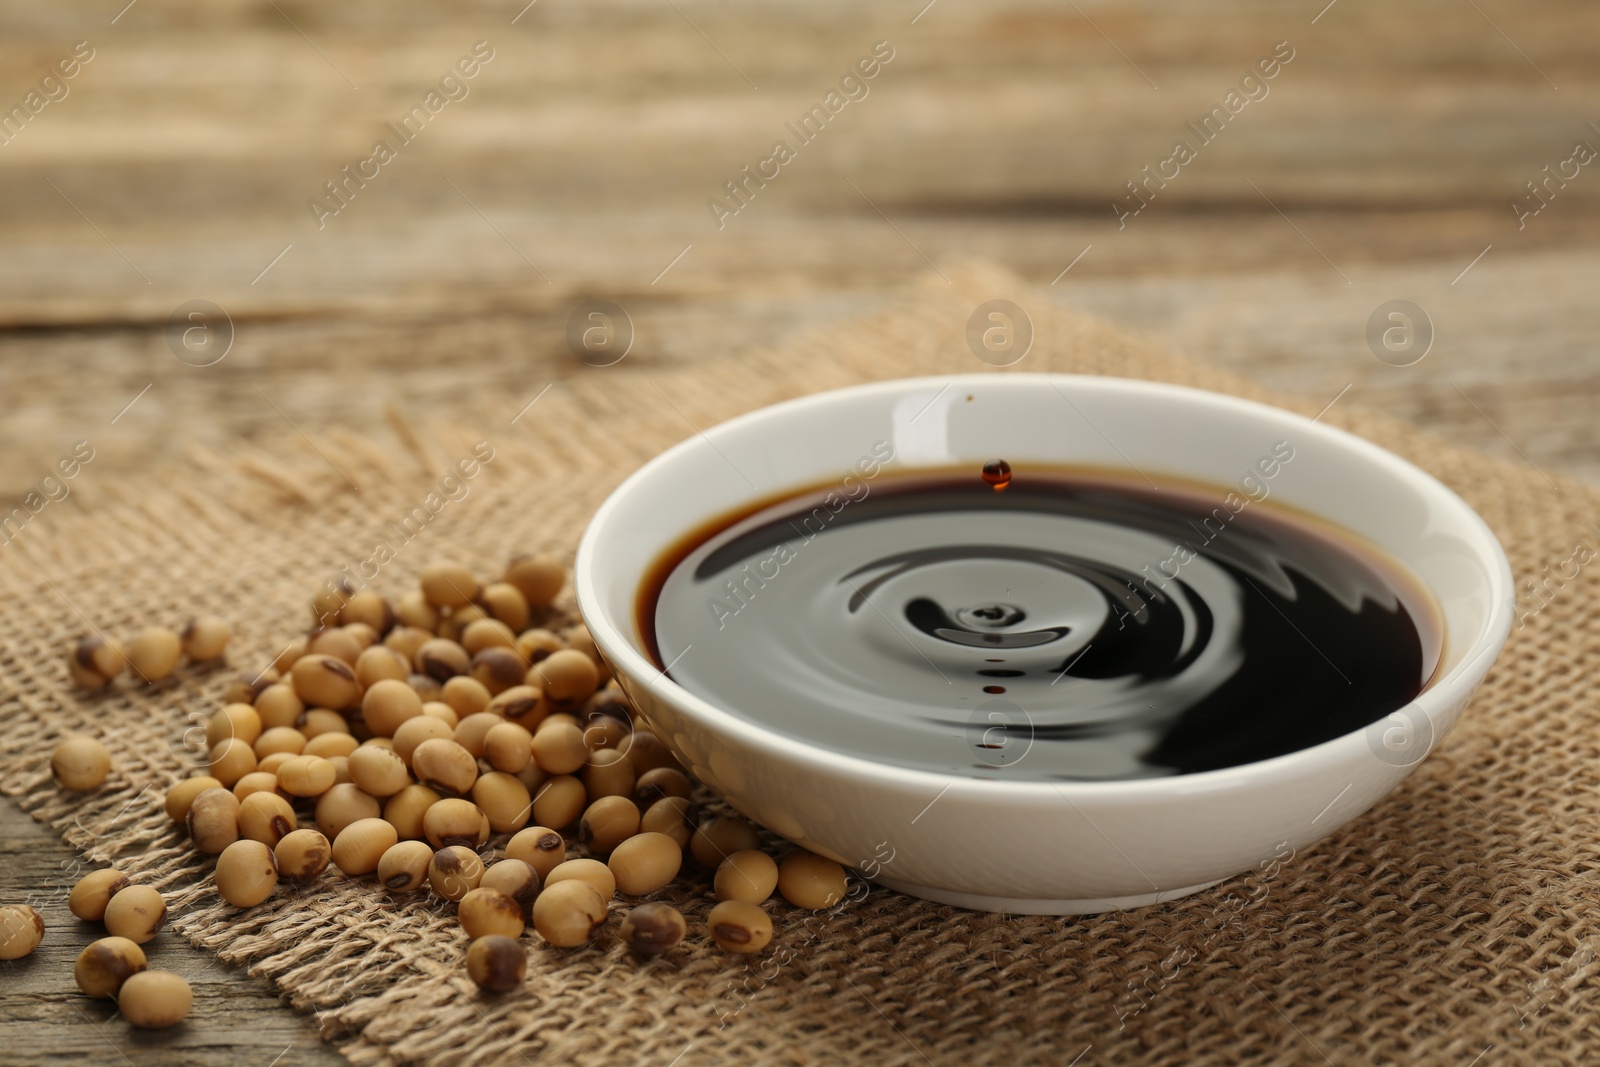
[0,798,343,1066]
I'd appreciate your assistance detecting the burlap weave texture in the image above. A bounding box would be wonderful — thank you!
[1,262,1591,1066]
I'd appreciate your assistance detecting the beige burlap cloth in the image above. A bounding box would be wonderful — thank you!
[2,261,1591,1066]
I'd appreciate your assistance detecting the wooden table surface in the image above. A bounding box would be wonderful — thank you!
[2,1,1596,1063]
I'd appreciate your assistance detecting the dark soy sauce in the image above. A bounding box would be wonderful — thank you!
[638,463,1443,781]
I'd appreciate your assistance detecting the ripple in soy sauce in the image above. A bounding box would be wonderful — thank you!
[639,460,1442,781]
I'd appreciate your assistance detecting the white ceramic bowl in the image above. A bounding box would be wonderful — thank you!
[575,374,1513,914]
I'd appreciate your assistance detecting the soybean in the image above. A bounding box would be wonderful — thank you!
[471,647,526,695]
[305,732,359,760]
[299,708,351,739]
[483,722,534,774]
[164,776,224,824]
[311,583,351,627]
[689,816,761,869]
[580,708,630,751]
[362,678,423,738]
[356,644,410,688]
[620,902,686,956]
[530,775,586,829]
[348,745,411,797]
[0,904,44,959]
[290,653,362,710]
[423,797,488,849]
[103,885,166,944]
[277,754,336,797]
[69,869,130,921]
[428,845,484,901]
[544,858,615,901]
[254,684,305,730]
[232,771,281,796]
[408,672,443,701]
[458,887,525,940]
[181,616,231,661]
[377,840,433,892]
[308,626,362,666]
[340,589,394,634]
[345,623,379,653]
[608,832,682,896]
[461,618,516,655]
[531,879,606,948]
[416,638,470,681]
[441,676,493,717]
[479,582,530,632]
[392,714,453,765]
[420,700,460,728]
[233,771,283,800]
[119,970,193,1029]
[491,685,546,731]
[452,712,503,758]
[777,851,849,910]
[127,626,182,682]
[208,737,257,788]
[315,783,381,840]
[412,738,478,797]
[640,797,695,849]
[238,791,297,847]
[421,562,479,609]
[206,703,262,749]
[222,668,279,705]
[707,900,772,954]
[503,553,565,606]
[634,767,692,806]
[273,638,308,674]
[74,936,145,997]
[564,624,610,685]
[528,649,597,705]
[473,773,533,834]
[70,635,126,688]
[531,721,588,776]
[187,787,241,854]
[382,783,441,840]
[438,604,487,644]
[624,730,681,776]
[256,751,294,776]
[326,755,352,785]
[52,734,110,791]
[275,829,331,882]
[504,827,567,880]
[577,796,639,854]
[466,935,526,993]
[581,748,634,801]
[395,591,440,633]
[331,818,398,876]
[480,859,540,912]
[216,839,278,906]
[715,850,779,904]
[513,628,564,667]
[253,726,306,759]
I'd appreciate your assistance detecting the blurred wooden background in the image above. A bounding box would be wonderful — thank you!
[2,0,1598,495]
[1,0,1596,1062]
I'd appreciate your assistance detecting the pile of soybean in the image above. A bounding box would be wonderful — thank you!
[46,554,849,1008]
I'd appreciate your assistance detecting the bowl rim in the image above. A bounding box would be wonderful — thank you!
[575,372,1515,800]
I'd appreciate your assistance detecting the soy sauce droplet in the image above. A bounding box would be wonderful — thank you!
[981,459,1012,491]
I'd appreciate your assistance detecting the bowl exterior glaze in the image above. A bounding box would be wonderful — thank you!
[576,375,1513,912]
